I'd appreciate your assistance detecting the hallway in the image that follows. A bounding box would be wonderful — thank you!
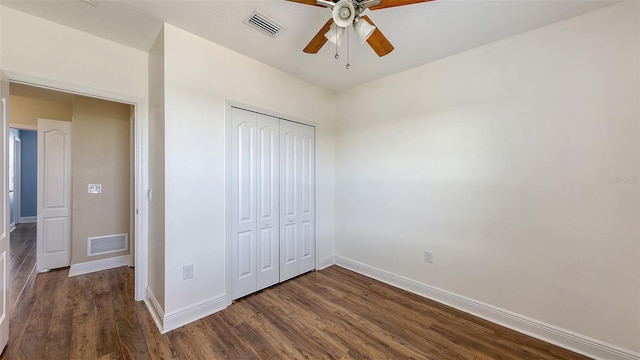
[8,223,36,314]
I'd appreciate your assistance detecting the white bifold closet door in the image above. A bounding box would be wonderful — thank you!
[279,120,315,282]
[230,108,280,300]
[230,107,315,300]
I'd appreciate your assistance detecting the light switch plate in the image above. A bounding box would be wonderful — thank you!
[88,184,102,194]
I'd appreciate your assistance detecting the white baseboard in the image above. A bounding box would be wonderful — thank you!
[162,295,228,333]
[68,255,129,277]
[18,216,36,223]
[317,255,336,270]
[334,256,639,360]
[144,288,228,334]
[145,287,166,334]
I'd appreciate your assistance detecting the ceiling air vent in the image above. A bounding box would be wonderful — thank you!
[244,10,286,38]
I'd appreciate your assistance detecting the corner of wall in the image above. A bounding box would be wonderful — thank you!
[145,286,166,333]
[145,286,229,335]
[161,295,228,333]
[335,257,640,360]
[147,23,166,312]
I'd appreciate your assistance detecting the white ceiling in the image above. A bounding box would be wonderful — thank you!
[2,0,615,93]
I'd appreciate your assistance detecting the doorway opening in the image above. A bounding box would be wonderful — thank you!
[6,80,146,306]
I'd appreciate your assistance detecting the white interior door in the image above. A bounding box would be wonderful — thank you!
[230,108,282,300]
[297,122,315,274]
[0,74,11,354]
[37,118,72,271]
[279,121,315,281]
[230,108,258,300]
[230,107,314,299]
[256,114,279,291]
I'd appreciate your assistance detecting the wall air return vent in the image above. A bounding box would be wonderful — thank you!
[244,10,286,38]
[88,233,128,256]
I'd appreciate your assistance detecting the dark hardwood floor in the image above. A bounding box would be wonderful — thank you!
[8,223,37,314]
[1,229,590,359]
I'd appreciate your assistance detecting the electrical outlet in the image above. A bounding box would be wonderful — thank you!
[424,250,433,264]
[183,264,194,279]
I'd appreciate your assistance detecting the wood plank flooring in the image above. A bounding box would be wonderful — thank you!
[1,231,590,359]
[8,223,37,314]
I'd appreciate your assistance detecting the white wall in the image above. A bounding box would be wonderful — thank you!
[148,30,166,310]
[0,5,3,70]
[335,1,639,353]
[0,6,147,101]
[161,24,336,314]
[71,96,131,265]
[1,5,149,300]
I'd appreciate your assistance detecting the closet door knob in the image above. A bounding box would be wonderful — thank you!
[265,222,270,227]
[289,218,294,223]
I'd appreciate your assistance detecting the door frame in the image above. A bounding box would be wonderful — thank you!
[224,101,318,305]
[12,135,20,229]
[4,71,149,301]
[9,134,20,231]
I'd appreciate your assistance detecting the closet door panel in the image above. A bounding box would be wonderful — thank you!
[280,121,316,281]
[231,108,316,298]
[298,125,316,273]
[256,114,280,290]
[280,121,300,281]
[230,108,257,300]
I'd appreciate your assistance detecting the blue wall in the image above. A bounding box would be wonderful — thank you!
[20,130,37,218]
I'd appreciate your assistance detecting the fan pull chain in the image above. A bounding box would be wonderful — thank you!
[334,24,339,59]
[346,26,351,70]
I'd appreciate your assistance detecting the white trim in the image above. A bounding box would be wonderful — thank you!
[18,216,36,223]
[68,255,130,277]
[225,101,232,306]
[144,288,229,334]
[317,255,336,270]
[4,71,140,105]
[162,295,228,333]
[9,124,37,131]
[3,70,149,302]
[11,135,21,232]
[145,287,165,333]
[133,99,149,301]
[334,256,640,360]
[145,288,228,334]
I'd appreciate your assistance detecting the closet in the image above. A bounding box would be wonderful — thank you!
[230,107,315,300]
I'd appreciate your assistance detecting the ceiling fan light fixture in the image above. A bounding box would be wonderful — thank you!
[324,23,345,46]
[332,0,355,28]
[354,17,376,43]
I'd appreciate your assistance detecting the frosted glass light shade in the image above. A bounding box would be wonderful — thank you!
[332,0,355,28]
[354,18,376,43]
[324,23,346,47]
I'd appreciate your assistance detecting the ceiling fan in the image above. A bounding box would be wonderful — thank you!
[288,0,435,57]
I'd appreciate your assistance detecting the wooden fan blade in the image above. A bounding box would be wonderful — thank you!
[362,16,394,57]
[303,19,334,54]
[286,0,325,8]
[369,0,434,11]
